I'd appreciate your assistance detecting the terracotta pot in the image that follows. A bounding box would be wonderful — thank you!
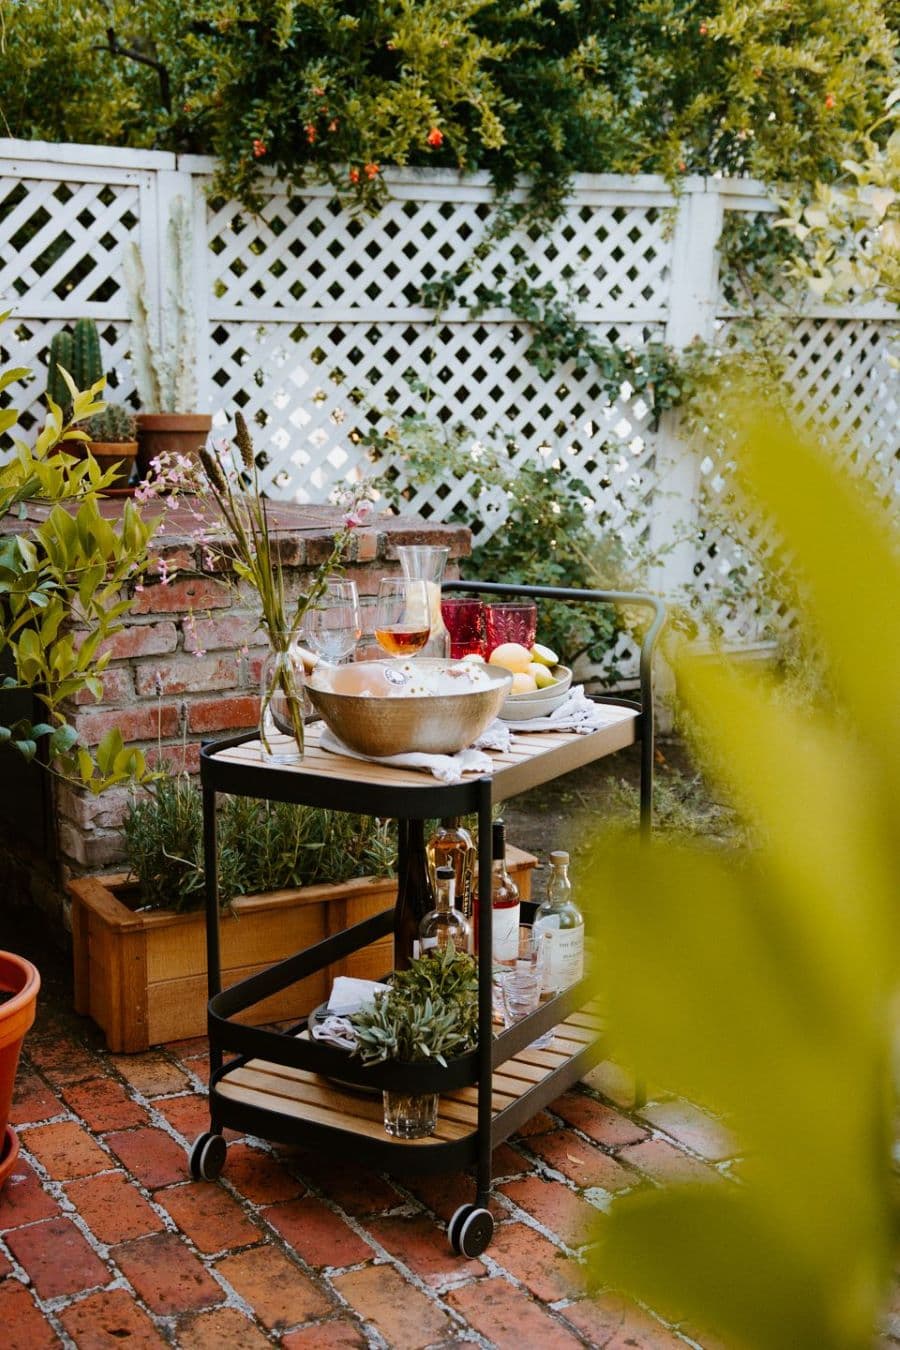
[0,952,40,1190]
[136,413,213,477]
[87,440,139,488]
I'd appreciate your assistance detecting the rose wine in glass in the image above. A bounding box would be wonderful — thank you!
[373,578,430,658]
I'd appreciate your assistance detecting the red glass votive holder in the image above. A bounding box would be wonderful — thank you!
[441,597,486,659]
[484,600,538,655]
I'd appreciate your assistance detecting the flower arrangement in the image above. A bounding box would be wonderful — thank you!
[192,413,371,756]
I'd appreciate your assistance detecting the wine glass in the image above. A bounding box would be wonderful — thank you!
[373,577,431,658]
[304,578,361,665]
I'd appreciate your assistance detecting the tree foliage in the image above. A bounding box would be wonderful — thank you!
[1,1,897,210]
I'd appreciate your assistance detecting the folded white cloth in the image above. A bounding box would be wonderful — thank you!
[327,976,389,1017]
[500,685,624,735]
[319,726,494,783]
[310,1015,359,1052]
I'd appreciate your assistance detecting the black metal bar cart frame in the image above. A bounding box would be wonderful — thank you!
[193,583,664,1256]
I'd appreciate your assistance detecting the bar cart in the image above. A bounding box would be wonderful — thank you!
[191,583,664,1257]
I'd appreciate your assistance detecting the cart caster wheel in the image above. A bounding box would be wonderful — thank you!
[448,1203,474,1254]
[457,1206,494,1257]
[190,1131,226,1181]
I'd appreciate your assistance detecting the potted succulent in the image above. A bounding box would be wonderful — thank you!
[351,943,480,1139]
[0,952,40,1190]
[84,404,139,487]
[123,196,212,475]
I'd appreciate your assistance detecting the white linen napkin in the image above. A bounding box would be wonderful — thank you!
[310,1015,359,1052]
[327,976,389,1016]
[319,726,495,783]
[500,685,625,735]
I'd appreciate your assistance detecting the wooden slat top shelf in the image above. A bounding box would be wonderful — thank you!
[205,705,638,808]
[214,1007,604,1149]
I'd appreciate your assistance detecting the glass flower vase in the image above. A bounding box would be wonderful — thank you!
[259,641,305,765]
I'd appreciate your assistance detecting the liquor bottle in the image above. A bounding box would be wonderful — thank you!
[393,820,434,970]
[426,817,475,921]
[533,850,584,993]
[419,866,472,954]
[490,819,521,962]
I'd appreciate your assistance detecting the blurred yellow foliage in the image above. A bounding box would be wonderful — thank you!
[583,413,899,1348]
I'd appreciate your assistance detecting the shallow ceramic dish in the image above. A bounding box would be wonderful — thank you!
[306,659,512,756]
[499,665,572,722]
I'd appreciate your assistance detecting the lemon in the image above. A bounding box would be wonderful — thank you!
[509,672,539,694]
[488,642,533,674]
[530,642,559,667]
[529,662,557,688]
[460,652,485,663]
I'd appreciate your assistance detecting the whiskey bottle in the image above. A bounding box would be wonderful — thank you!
[533,850,584,993]
[426,817,475,920]
[393,820,434,970]
[419,866,472,954]
[490,819,521,962]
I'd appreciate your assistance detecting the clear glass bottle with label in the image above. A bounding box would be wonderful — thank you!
[533,850,584,993]
[426,817,475,922]
[490,820,521,962]
[419,865,472,954]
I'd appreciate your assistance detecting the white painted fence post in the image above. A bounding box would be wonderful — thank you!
[650,182,724,600]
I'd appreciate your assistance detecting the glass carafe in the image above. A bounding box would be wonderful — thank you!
[396,545,450,658]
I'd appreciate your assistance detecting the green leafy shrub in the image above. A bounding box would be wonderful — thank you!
[368,418,632,668]
[123,774,396,912]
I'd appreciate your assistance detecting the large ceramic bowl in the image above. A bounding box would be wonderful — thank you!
[499,665,572,722]
[306,659,512,757]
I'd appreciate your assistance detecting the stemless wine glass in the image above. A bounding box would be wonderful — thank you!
[373,577,431,658]
[304,578,361,665]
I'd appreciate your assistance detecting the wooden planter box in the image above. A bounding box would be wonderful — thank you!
[68,849,537,1053]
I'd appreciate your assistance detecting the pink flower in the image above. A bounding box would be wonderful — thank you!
[344,499,374,528]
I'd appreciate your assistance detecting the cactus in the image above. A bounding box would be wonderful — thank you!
[123,196,198,413]
[46,330,75,410]
[86,404,137,443]
[72,317,103,390]
[46,319,103,417]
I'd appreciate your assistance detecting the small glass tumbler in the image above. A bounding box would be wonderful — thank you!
[485,600,538,656]
[496,926,555,1049]
[383,1090,439,1139]
[441,596,486,659]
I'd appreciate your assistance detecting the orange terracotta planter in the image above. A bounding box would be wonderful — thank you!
[0,952,40,1190]
[136,413,212,477]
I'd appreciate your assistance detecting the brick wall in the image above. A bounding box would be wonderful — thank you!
[1,498,470,927]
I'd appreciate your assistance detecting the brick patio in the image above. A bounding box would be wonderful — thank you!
[4,942,898,1349]
[1,975,747,1350]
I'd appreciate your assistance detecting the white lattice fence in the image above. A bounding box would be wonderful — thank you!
[1,140,896,666]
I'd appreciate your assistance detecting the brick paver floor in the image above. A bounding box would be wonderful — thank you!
[2,988,897,1347]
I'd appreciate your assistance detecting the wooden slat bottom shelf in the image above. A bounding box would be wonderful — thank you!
[214,1008,604,1149]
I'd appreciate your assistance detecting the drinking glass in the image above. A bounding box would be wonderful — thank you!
[495,925,555,1048]
[441,596,486,659]
[353,596,383,662]
[485,600,538,656]
[304,578,361,664]
[373,578,431,658]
